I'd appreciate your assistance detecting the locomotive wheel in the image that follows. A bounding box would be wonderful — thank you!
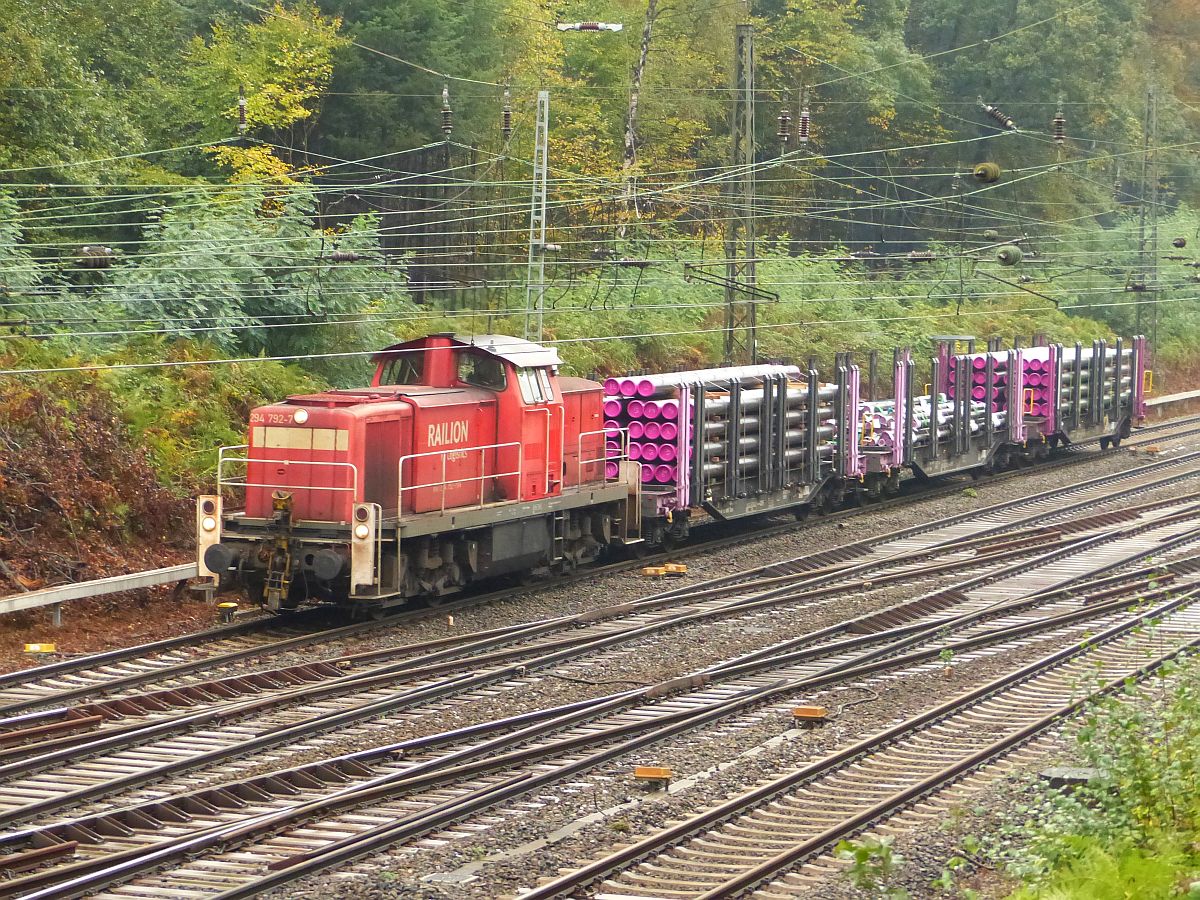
[1099,437,1111,450]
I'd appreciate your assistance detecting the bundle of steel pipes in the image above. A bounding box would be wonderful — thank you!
[603,364,822,488]
[1058,345,1135,411]
[859,395,1006,450]
[946,353,1009,414]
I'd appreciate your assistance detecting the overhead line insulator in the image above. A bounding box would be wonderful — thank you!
[980,98,1017,131]
[441,84,453,138]
[501,87,513,142]
[556,21,623,31]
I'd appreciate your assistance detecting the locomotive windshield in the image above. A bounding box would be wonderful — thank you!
[379,353,424,385]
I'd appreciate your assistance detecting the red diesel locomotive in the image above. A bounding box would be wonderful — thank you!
[198,334,641,612]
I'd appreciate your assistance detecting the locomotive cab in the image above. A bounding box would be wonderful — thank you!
[199,334,638,614]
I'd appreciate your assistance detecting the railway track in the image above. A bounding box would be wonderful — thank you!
[4,412,1194,719]
[0,422,1188,897]
[0,455,1196,833]
[4,489,1200,897]
[524,592,1200,900]
[4,430,1197,727]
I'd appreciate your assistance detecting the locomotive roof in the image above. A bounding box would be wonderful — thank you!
[376,333,562,368]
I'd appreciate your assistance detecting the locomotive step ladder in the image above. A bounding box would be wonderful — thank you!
[551,510,567,562]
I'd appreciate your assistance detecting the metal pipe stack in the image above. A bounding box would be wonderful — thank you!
[1058,346,1135,411]
[946,353,1009,415]
[859,395,1006,450]
[603,364,825,490]
[604,378,685,484]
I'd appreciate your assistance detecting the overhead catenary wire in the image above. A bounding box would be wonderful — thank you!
[0,2,1186,371]
[2,290,1194,377]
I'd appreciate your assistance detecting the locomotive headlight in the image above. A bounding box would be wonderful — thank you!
[292,408,309,424]
[353,523,370,540]
[201,515,218,532]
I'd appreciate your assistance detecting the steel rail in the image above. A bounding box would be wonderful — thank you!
[10,547,1199,899]
[1,479,1192,823]
[1,426,1191,703]
[521,590,1200,900]
[4,557,1185,859]
[177,586,1200,900]
[2,557,1183,886]
[0,472,1196,835]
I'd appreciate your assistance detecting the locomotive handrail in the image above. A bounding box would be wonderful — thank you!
[218,454,360,498]
[396,440,523,520]
[579,427,628,484]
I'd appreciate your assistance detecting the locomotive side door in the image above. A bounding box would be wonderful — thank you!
[516,366,562,501]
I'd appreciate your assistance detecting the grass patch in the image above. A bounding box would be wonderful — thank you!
[997,651,1200,898]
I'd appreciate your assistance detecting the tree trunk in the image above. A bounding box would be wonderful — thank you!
[621,0,661,226]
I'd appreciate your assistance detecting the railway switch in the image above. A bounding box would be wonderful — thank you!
[217,602,239,624]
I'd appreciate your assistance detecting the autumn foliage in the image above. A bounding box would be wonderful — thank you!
[0,379,188,593]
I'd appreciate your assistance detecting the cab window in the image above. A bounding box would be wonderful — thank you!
[458,352,507,390]
[517,367,554,404]
[379,353,423,385]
